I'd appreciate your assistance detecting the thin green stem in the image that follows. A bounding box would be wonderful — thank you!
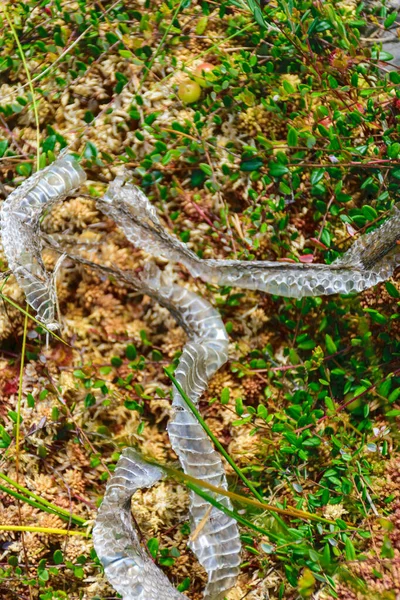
[138,0,186,90]
[185,479,279,539]
[0,483,56,514]
[165,369,263,503]
[0,292,69,345]
[0,474,86,526]
[4,6,40,170]
[15,308,29,479]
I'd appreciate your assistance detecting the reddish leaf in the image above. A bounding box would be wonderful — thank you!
[299,254,315,263]
[345,223,357,237]
[309,237,329,250]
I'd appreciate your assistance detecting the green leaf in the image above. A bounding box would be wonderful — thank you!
[126,344,137,360]
[152,349,163,361]
[327,74,338,89]
[16,162,33,177]
[111,356,123,367]
[0,139,8,157]
[386,409,400,417]
[177,577,191,592]
[298,339,316,350]
[287,127,298,147]
[240,157,263,171]
[246,0,268,30]
[389,71,400,83]
[147,537,159,558]
[221,387,230,404]
[388,384,400,403]
[119,50,133,59]
[159,556,175,566]
[371,50,394,61]
[385,281,399,298]
[99,366,112,375]
[27,393,35,408]
[84,394,95,408]
[320,228,331,247]
[235,397,244,416]
[282,79,295,94]
[124,399,142,411]
[196,15,208,35]
[199,163,213,176]
[344,537,356,561]
[388,143,400,159]
[180,230,190,243]
[310,168,325,186]
[84,141,98,159]
[38,568,49,582]
[53,550,63,565]
[73,566,84,579]
[384,12,397,28]
[317,123,330,137]
[268,162,289,177]
[325,334,337,355]
[361,205,377,220]
[363,308,387,324]
[73,369,87,379]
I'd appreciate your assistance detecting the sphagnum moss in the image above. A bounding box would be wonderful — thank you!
[0,0,399,599]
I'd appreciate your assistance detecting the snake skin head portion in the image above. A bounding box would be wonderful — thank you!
[100,177,399,299]
[100,178,202,275]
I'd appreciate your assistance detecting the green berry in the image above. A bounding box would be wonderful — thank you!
[178,80,201,104]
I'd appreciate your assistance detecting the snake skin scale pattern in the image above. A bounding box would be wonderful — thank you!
[1,156,399,599]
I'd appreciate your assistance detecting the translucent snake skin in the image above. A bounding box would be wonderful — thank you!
[93,263,240,600]
[1,158,399,600]
[0,153,86,329]
[100,175,400,299]
[91,448,186,600]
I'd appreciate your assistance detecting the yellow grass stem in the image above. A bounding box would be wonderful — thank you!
[0,525,89,537]
[156,460,356,529]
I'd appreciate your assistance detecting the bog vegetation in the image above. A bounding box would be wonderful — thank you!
[0,1,399,599]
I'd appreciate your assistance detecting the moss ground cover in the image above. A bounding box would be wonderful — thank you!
[0,0,399,598]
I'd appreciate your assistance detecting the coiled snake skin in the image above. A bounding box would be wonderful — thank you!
[93,264,240,599]
[1,155,399,599]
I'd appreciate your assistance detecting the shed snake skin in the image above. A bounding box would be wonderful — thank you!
[1,155,399,599]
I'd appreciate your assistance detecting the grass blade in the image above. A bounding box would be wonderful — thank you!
[155,459,351,528]
[0,475,86,526]
[0,525,89,537]
[165,368,266,503]
[4,6,40,170]
[0,292,69,345]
